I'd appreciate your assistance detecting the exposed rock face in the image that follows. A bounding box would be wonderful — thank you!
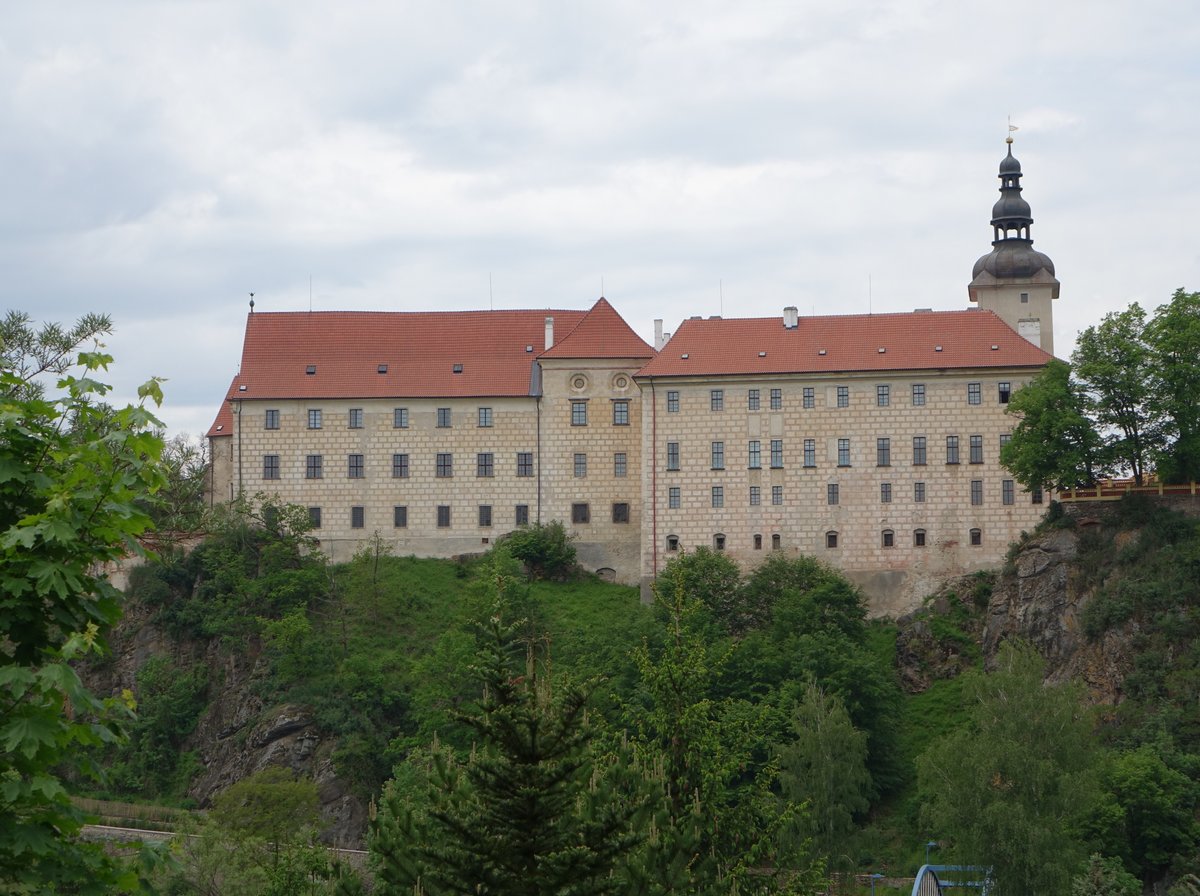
[894,522,1133,707]
[82,596,369,847]
[982,525,1134,704]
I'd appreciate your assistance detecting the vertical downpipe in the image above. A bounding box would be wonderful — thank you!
[650,379,658,580]
[235,399,243,497]
[536,396,542,524]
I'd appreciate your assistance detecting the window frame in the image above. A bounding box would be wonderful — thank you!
[477,452,495,478]
[305,454,323,479]
[264,409,280,430]
[263,454,280,480]
[478,407,493,427]
[437,407,452,428]
[612,400,630,426]
[436,452,453,478]
[347,453,365,479]
[571,502,590,524]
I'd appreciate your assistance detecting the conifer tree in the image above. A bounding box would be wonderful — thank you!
[370,558,640,895]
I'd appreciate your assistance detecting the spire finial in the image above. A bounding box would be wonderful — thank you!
[249,292,255,313]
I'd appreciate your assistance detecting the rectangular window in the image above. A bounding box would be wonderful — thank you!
[747,388,760,410]
[710,389,724,411]
[967,382,981,405]
[666,442,680,471]
[971,479,984,506]
[308,507,321,529]
[437,407,452,428]
[436,453,453,478]
[998,382,1011,404]
[969,435,984,464]
[478,407,493,427]
[668,487,680,509]
[1032,487,1044,505]
[479,505,492,527]
[711,486,724,508]
[571,401,587,426]
[348,454,364,478]
[770,388,782,410]
[574,453,587,478]
[837,438,851,466]
[803,387,815,409]
[351,506,364,529]
[771,440,783,469]
[827,483,839,505]
[666,391,679,413]
[571,503,590,524]
[876,384,890,406]
[772,485,783,506]
[264,409,280,430]
[393,506,407,528]
[614,452,627,477]
[477,453,494,478]
[803,439,816,468]
[349,408,364,429]
[515,504,529,526]
[711,441,725,470]
[877,438,891,466]
[748,440,761,469]
[750,486,761,506]
[1000,433,1012,458]
[612,503,630,523]
[881,482,892,503]
[612,400,630,425]
[437,505,451,528]
[384,452,406,479]
[914,481,926,503]
[517,452,533,477]
[946,436,960,464]
[308,409,322,429]
[971,528,983,546]
[913,436,927,465]
[306,455,323,479]
[836,386,849,408]
[393,407,409,428]
[1002,479,1015,505]
[912,383,926,406]
[263,455,280,480]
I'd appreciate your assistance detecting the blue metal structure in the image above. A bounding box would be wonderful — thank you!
[910,865,992,896]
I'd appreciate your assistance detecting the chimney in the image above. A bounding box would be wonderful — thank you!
[654,319,664,350]
[783,306,799,329]
[544,316,554,350]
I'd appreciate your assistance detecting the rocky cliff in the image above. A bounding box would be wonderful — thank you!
[82,586,368,847]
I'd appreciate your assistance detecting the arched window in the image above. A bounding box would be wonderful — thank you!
[914,529,927,547]
[666,534,680,552]
[826,531,839,549]
[771,533,781,550]
[753,534,763,550]
[713,533,726,551]
[881,529,894,548]
[969,528,982,546]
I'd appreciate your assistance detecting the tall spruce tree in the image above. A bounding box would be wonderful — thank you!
[370,559,640,896]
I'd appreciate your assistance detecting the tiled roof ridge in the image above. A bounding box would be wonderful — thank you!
[539,297,655,359]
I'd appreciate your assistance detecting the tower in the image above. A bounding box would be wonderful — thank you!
[968,137,1059,355]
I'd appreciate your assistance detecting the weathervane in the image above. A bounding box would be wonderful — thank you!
[1007,116,1018,144]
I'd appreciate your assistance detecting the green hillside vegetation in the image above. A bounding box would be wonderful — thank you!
[98,496,1200,894]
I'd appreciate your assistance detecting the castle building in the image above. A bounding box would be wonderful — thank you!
[207,141,1057,614]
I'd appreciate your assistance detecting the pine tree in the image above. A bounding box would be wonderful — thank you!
[370,564,641,896]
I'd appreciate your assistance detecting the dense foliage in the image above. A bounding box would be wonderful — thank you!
[1003,288,1200,489]
[1,313,166,892]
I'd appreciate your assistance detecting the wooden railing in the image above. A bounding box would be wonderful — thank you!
[1057,481,1200,502]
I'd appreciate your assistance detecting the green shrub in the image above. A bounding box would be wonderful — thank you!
[497,521,577,580]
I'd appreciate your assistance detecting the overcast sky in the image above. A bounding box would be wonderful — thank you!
[4,1,1199,436]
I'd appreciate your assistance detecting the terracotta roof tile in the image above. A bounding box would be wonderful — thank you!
[225,308,598,403]
[540,298,655,360]
[206,377,237,438]
[635,309,1052,378]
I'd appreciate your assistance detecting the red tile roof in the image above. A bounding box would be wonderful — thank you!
[207,378,236,438]
[635,309,1052,378]
[206,301,654,436]
[539,297,655,360]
